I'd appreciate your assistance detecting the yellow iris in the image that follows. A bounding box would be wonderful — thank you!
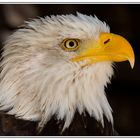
[61,38,80,51]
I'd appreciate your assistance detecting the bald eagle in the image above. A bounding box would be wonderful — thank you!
[0,13,135,136]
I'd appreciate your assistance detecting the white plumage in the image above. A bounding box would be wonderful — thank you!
[0,13,134,132]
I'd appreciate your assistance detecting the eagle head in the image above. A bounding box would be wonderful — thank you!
[0,13,135,131]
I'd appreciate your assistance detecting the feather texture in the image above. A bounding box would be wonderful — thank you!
[0,13,114,131]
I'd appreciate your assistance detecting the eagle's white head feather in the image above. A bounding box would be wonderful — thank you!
[0,13,134,131]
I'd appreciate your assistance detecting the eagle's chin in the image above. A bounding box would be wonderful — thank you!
[0,56,114,131]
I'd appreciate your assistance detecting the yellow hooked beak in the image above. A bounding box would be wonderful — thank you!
[71,33,135,68]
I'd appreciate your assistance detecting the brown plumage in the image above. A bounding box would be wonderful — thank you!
[0,112,118,136]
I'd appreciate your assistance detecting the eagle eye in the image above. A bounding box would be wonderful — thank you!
[61,38,80,51]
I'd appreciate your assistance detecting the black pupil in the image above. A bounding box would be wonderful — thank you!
[69,41,75,47]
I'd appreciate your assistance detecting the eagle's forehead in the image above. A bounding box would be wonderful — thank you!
[44,13,110,39]
[21,13,110,47]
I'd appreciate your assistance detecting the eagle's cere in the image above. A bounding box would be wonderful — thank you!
[0,13,135,132]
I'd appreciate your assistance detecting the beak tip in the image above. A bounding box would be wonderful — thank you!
[129,58,135,69]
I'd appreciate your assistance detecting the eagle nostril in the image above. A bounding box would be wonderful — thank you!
[104,39,110,44]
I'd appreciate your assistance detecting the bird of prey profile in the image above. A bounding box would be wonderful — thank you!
[0,13,135,136]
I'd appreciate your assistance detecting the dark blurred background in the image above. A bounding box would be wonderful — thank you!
[0,4,140,136]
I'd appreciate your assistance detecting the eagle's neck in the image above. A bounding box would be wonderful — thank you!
[37,61,114,130]
[0,56,114,131]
